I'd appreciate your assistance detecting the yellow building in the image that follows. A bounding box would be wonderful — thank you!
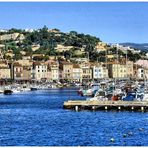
[45,60,59,81]
[0,61,11,79]
[80,62,92,81]
[126,61,134,78]
[72,64,82,82]
[59,61,73,81]
[108,62,127,78]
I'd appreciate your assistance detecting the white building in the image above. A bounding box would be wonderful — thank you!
[32,62,48,81]
[137,68,145,79]
[92,64,108,79]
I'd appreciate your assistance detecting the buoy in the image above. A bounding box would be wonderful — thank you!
[118,106,121,110]
[123,134,127,137]
[131,107,134,110]
[128,132,133,136]
[139,128,144,131]
[110,138,115,142]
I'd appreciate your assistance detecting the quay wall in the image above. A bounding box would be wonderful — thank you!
[63,100,148,112]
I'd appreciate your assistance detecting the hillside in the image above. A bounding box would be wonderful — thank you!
[0,26,147,62]
[0,26,102,61]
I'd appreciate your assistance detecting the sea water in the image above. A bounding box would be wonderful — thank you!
[0,88,147,146]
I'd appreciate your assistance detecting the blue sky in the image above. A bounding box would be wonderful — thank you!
[0,2,148,43]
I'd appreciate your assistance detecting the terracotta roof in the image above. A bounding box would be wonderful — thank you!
[13,62,22,67]
[60,61,73,65]
[33,61,47,66]
[0,67,9,69]
[73,64,80,68]
[33,61,41,66]
[107,61,126,65]
[0,61,6,64]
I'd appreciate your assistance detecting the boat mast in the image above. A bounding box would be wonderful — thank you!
[126,49,128,79]
[105,48,107,82]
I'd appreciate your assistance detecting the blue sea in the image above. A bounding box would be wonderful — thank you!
[0,88,147,146]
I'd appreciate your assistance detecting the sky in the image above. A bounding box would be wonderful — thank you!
[0,2,148,43]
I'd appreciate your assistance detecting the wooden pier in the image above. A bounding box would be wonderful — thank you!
[63,100,148,112]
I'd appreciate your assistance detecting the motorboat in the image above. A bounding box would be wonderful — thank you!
[3,89,13,95]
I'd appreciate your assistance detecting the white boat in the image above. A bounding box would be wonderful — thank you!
[87,89,108,101]
[0,90,3,94]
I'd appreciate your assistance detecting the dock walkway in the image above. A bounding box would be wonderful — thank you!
[63,100,148,111]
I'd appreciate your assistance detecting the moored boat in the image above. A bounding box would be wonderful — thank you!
[31,87,38,91]
[3,89,13,95]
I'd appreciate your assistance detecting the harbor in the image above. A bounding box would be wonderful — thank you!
[63,79,148,112]
[0,2,148,146]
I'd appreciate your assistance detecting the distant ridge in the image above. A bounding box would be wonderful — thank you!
[119,43,148,51]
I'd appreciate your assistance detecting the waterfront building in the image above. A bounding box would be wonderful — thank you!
[126,61,134,78]
[31,62,48,81]
[107,62,127,79]
[59,61,73,81]
[45,60,59,81]
[137,67,145,79]
[21,66,32,82]
[91,63,108,79]
[135,60,148,69]
[80,62,92,82]
[13,62,23,81]
[0,61,11,79]
[13,60,32,82]
[72,64,82,82]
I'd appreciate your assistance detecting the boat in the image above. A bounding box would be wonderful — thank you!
[78,84,100,97]
[87,89,108,101]
[3,89,13,95]
[0,90,3,94]
[30,87,38,91]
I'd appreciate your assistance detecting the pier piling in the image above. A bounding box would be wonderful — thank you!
[141,107,144,111]
[75,106,78,111]
[92,106,95,110]
[105,106,108,110]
